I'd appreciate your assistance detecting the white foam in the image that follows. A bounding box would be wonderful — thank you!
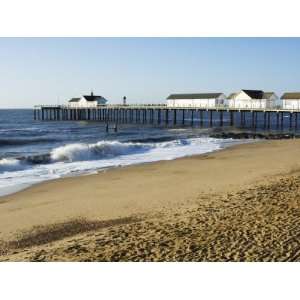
[50,140,150,162]
[0,137,246,197]
[0,158,27,172]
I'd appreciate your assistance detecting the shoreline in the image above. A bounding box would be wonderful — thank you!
[0,135,248,198]
[1,128,299,198]
[0,139,300,261]
[0,140,300,234]
[0,138,257,200]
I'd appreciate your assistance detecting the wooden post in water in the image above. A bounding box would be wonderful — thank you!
[230,111,234,126]
[255,111,258,129]
[173,109,177,125]
[267,112,271,129]
[165,109,169,125]
[251,111,255,128]
[281,112,284,129]
[289,112,293,130]
[296,113,298,130]
[182,109,185,125]
[209,110,213,127]
[200,110,203,127]
[219,110,223,127]
[191,109,194,126]
[263,112,267,129]
[158,109,161,124]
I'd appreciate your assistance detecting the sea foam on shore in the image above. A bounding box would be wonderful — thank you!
[0,137,246,196]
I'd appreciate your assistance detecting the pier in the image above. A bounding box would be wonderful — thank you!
[33,105,300,130]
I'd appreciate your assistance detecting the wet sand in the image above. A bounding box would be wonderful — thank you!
[1,139,300,261]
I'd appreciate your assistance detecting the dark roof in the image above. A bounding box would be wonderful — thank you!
[68,98,80,102]
[242,90,264,99]
[83,95,106,101]
[281,93,300,99]
[167,93,224,100]
[228,91,276,99]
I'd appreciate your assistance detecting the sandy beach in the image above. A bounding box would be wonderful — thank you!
[1,139,300,261]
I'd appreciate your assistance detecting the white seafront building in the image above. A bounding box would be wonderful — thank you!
[227,90,279,109]
[166,93,227,108]
[68,92,107,108]
[281,93,300,110]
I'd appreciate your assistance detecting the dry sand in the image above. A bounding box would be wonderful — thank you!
[1,139,300,261]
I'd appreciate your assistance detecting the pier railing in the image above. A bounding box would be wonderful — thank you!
[34,103,300,112]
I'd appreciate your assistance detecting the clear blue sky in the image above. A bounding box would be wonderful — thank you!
[0,37,300,108]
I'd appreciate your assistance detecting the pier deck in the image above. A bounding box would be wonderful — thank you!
[33,104,300,130]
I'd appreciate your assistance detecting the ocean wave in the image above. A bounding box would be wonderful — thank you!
[49,139,199,163]
[0,138,197,170]
[0,137,227,174]
[0,158,28,172]
[0,137,247,195]
[50,141,152,162]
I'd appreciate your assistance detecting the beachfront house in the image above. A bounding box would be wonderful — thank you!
[68,92,108,108]
[166,93,227,108]
[281,93,300,110]
[227,90,278,109]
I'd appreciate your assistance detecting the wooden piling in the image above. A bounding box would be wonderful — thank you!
[219,110,223,127]
[158,109,161,124]
[200,110,204,127]
[191,109,194,126]
[174,109,177,125]
[230,111,234,126]
[165,109,169,125]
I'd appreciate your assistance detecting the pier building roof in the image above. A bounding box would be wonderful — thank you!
[281,93,300,99]
[167,93,224,100]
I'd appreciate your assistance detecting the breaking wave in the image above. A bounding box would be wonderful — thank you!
[0,158,28,172]
[0,137,248,196]
[50,141,152,162]
[0,139,203,172]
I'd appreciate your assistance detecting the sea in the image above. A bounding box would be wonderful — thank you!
[0,109,255,196]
